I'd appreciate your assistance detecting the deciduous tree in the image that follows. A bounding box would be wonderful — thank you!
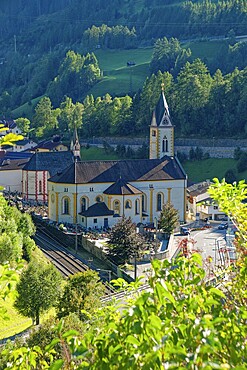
[57,270,104,320]
[15,118,31,136]
[15,260,62,325]
[2,179,247,369]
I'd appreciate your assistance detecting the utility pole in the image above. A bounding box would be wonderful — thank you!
[154,217,158,258]
[75,161,78,254]
[134,252,137,280]
[75,221,78,253]
[96,268,111,282]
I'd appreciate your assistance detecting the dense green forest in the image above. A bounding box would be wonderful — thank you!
[0,0,247,139]
[20,61,246,140]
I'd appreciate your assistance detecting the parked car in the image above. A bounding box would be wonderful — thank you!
[180,226,190,235]
[218,222,228,230]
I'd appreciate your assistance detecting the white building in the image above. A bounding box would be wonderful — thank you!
[187,181,226,221]
[7,139,37,153]
[48,90,187,228]
[22,151,74,203]
[0,120,23,137]
[0,158,29,193]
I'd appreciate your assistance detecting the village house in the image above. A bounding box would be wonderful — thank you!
[187,181,226,221]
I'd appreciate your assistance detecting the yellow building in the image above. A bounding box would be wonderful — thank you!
[48,90,187,229]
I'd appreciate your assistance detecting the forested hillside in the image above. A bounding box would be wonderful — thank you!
[0,0,247,139]
[1,0,246,45]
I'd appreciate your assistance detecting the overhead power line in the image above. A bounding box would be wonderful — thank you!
[0,14,246,27]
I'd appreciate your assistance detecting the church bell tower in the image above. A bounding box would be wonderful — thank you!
[70,125,81,161]
[149,85,174,159]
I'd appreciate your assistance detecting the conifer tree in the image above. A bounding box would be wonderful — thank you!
[107,217,145,264]
[159,201,179,238]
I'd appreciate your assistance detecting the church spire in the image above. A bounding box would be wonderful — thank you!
[149,84,174,159]
[70,125,81,160]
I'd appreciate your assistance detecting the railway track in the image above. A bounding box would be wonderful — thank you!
[34,232,89,276]
[33,229,115,295]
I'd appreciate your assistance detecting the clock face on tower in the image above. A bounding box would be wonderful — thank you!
[51,194,55,203]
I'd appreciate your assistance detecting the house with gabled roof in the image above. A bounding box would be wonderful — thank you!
[187,181,227,221]
[0,151,33,192]
[31,136,68,153]
[0,119,22,137]
[47,89,188,229]
[22,151,74,203]
[5,138,37,153]
[0,158,29,193]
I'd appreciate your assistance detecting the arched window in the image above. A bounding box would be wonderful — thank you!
[157,193,163,211]
[62,197,70,214]
[125,200,132,209]
[162,136,168,152]
[113,200,120,214]
[81,197,88,212]
[142,194,147,212]
[39,180,42,193]
[95,195,103,203]
[135,199,140,215]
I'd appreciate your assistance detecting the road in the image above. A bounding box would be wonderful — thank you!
[191,224,226,263]
[186,222,236,280]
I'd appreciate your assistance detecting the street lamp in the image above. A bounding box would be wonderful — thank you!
[134,253,137,280]
[96,268,112,283]
[154,216,158,257]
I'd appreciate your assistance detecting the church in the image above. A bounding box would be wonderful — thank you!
[48,90,187,229]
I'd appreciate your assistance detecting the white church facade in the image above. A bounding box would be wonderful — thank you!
[47,90,188,229]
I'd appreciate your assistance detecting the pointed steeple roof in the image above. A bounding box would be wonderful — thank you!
[70,125,81,160]
[70,126,80,149]
[153,86,173,127]
[150,110,157,127]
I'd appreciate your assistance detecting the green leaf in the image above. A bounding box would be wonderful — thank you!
[149,315,162,330]
[126,335,140,346]
[162,288,176,305]
[45,338,60,352]
[210,287,226,299]
[49,359,64,370]
[62,329,79,338]
[191,253,203,266]
[109,344,122,355]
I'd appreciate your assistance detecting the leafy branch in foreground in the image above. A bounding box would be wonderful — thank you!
[1,179,247,369]
[208,178,247,250]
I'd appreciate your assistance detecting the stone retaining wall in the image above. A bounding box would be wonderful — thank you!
[81,137,247,159]
[175,145,245,158]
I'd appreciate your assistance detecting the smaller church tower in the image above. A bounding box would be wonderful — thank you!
[149,85,174,159]
[70,125,81,161]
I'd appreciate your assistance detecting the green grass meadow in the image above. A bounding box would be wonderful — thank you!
[12,96,43,119]
[11,39,228,117]
[0,297,32,340]
[185,40,226,62]
[183,158,247,183]
[81,146,119,160]
[0,297,56,340]
[81,148,247,183]
[88,40,225,98]
[88,47,153,97]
